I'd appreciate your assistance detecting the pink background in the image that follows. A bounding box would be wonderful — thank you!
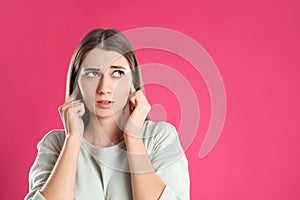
[1,0,300,199]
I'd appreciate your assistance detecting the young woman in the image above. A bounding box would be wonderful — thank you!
[25,28,190,200]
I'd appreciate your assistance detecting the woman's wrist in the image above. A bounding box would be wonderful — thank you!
[65,134,82,149]
[124,133,144,153]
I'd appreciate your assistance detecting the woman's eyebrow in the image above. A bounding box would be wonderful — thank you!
[83,68,100,71]
[110,65,129,70]
[82,65,129,71]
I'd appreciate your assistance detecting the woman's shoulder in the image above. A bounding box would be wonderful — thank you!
[142,120,180,146]
[143,120,177,135]
[36,129,66,155]
[142,120,185,170]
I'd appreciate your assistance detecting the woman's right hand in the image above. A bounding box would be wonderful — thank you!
[58,85,85,140]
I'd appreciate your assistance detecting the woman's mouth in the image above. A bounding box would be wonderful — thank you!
[96,100,113,108]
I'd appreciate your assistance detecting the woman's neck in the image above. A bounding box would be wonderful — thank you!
[83,113,124,147]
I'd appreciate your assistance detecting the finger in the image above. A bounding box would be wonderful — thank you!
[131,91,151,112]
[58,106,66,130]
[61,101,84,126]
[128,99,135,112]
[61,101,83,114]
[131,90,146,105]
[66,84,80,103]
[65,103,85,134]
[136,90,148,103]
[58,105,63,116]
[76,103,85,117]
[65,99,82,107]
[129,95,136,106]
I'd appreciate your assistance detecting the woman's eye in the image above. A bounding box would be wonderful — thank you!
[85,71,100,78]
[112,70,125,78]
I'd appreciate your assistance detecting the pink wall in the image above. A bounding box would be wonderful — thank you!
[1,0,299,199]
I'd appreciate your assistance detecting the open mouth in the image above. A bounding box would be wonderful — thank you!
[97,100,112,104]
[96,100,113,108]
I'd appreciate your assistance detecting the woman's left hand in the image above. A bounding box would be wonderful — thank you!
[124,86,151,137]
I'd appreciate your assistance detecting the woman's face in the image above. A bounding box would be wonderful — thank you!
[77,48,133,119]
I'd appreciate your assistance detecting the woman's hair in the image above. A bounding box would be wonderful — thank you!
[65,28,149,126]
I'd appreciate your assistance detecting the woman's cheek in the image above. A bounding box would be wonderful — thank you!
[113,79,131,99]
[81,85,96,108]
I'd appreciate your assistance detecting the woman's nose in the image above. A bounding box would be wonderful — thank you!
[96,74,112,94]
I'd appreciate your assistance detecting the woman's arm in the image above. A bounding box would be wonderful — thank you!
[27,85,85,200]
[124,88,189,200]
[124,89,165,200]
[40,86,84,200]
[39,135,81,200]
[124,122,190,200]
[124,134,166,200]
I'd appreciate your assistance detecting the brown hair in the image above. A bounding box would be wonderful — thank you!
[65,28,149,126]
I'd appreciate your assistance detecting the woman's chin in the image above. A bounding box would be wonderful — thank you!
[87,105,124,119]
[95,112,113,119]
[95,110,122,119]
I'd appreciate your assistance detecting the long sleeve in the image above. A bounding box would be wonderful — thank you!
[24,130,65,200]
[148,122,190,200]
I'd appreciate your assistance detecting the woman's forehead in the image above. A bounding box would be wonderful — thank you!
[81,48,130,71]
